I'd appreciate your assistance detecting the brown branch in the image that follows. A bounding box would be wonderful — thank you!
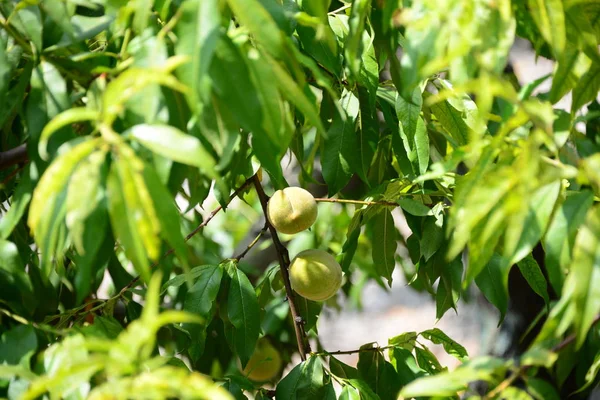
[1,163,26,186]
[252,175,309,360]
[552,313,600,353]
[233,223,268,261]
[315,344,396,356]
[113,175,256,298]
[0,144,28,171]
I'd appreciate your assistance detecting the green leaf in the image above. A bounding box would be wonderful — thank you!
[400,357,505,398]
[10,4,42,50]
[107,146,161,282]
[295,296,323,333]
[420,216,443,262]
[357,344,402,400]
[573,351,600,394]
[264,53,326,135]
[226,0,284,58]
[130,124,218,179]
[527,0,566,57]
[227,267,261,367]
[276,356,327,399]
[330,356,358,380]
[429,99,469,146]
[143,165,189,268]
[389,347,423,387]
[345,0,371,77]
[28,139,99,264]
[368,209,397,285]
[517,255,550,305]
[0,34,11,100]
[572,63,600,112]
[521,346,558,368]
[414,345,444,375]
[0,325,37,365]
[388,332,418,351]
[184,265,223,318]
[436,256,463,319]
[526,377,561,400]
[339,385,361,400]
[0,166,33,239]
[175,0,220,107]
[0,239,35,315]
[396,88,428,176]
[566,205,600,348]
[419,328,468,361]
[397,198,432,216]
[65,150,106,253]
[322,89,360,195]
[475,253,512,321]
[505,181,561,265]
[39,108,99,160]
[549,48,581,104]
[26,61,70,148]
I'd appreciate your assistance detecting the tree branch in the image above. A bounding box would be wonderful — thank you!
[233,223,268,261]
[314,344,396,356]
[0,144,28,171]
[109,175,255,301]
[252,175,310,360]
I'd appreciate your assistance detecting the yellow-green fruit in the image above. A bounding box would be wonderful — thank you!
[241,339,282,382]
[267,187,318,235]
[289,249,343,301]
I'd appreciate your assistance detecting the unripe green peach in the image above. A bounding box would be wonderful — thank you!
[241,339,282,382]
[266,187,318,235]
[289,249,343,301]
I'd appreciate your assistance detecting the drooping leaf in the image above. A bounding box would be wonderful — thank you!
[276,356,327,399]
[322,89,360,195]
[130,124,218,179]
[475,253,512,322]
[368,209,397,284]
[566,205,600,348]
[517,255,550,306]
[527,0,566,57]
[175,0,220,107]
[357,344,402,400]
[419,328,468,361]
[184,265,223,318]
[572,63,600,112]
[226,0,284,58]
[227,266,261,367]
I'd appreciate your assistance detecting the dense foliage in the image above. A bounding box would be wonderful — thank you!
[0,0,599,399]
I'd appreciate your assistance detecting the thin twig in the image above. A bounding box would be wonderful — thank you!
[314,344,396,356]
[0,308,66,336]
[1,162,27,186]
[116,175,256,297]
[252,175,309,360]
[484,314,600,399]
[328,3,351,14]
[315,198,399,207]
[233,223,268,261]
[484,368,521,399]
[552,313,600,353]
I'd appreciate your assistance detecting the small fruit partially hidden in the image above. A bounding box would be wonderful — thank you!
[267,187,318,235]
[241,339,282,382]
[289,249,343,301]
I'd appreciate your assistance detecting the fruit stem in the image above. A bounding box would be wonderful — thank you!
[252,175,310,361]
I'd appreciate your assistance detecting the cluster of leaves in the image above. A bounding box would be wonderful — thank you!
[0,0,599,399]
